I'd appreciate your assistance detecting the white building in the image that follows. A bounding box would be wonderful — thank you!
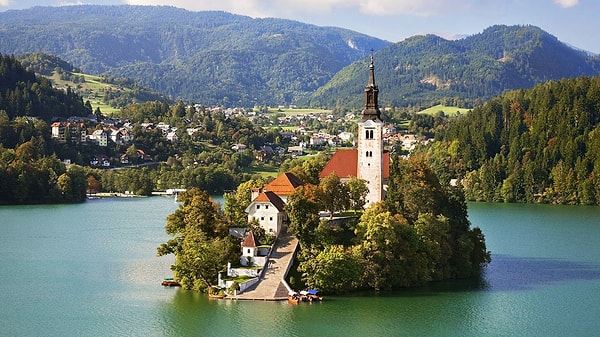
[319,56,388,208]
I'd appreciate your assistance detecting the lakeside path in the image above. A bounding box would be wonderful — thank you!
[233,227,298,301]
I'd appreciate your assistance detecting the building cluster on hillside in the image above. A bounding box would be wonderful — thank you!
[50,116,134,146]
[49,57,432,171]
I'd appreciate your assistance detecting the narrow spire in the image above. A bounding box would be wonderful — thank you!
[362,53,381,121]
[368,54,375,87]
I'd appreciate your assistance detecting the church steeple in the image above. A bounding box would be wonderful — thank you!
[362,54,381,121]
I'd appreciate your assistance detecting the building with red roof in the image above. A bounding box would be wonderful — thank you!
[246,172,303,236]
[319,55,388,207]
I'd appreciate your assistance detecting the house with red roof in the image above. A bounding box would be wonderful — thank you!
[246,172,304,236]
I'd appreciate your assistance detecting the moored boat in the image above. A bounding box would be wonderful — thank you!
[208,293,226,299]
[300,289,323,302]
[161,278,181,287]
[288,293,301,304]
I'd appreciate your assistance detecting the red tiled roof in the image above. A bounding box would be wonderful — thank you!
[319,149,390,179]
[264,172,304,196]
[253,191,286,212]
[319,149,357,179]
[241,231,256,247]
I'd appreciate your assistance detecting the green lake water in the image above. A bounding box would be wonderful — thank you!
[1,197,599,336]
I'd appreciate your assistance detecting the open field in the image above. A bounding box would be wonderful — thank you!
[417,104,471,116]
[248,163,280,179]
[49,72,124,115]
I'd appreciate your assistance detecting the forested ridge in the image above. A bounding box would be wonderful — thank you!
[312,25,600,109]
[0,5,387,107]
[424,75,600,205]
[2,7,599,109]
[0,54,90,122]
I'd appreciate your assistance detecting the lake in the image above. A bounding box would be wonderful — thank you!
[1,197,599,336]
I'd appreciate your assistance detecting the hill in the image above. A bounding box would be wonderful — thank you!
[16,52,170,114]
[422,75,600,205]
[0,5,388,107]
[0,53,90,122]
[311,25,600,109]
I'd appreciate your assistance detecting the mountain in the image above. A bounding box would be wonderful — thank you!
[3,7,598,110]
[0,5,388,107]
[311,25,600,109]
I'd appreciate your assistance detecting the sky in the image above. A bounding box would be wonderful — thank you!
[1,0,599,54]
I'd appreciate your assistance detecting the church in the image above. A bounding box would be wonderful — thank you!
[319,55,389,207]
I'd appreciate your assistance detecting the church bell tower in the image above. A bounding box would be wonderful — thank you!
[357,55,384,207]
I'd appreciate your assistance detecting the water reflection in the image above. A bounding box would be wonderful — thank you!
[485,254,600,291]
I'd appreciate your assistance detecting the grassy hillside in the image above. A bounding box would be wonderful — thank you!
[417,105,471,116]
[48,72,121,115]
[17,52,169,115]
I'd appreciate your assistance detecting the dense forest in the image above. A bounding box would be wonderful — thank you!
[0,54,90,203]
[0,5,387,107]
[312,25,600,109]
[0,54,90,121]
[422,75,600,205]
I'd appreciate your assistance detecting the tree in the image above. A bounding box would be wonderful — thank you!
[223,178,265,226]
[157,188,237,291]
[125,144,140,165]
[286,184,321,247]
[298,245,362,294]
[317,172,349,218]
[171,230,239,291]
[56,173,72,200]
[353,202,430,289]
[346,176,369,212]
[87,175,101,194]
[65,165,87,202]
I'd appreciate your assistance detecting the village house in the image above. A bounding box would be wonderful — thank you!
[90,154,111,167]
[51,121,87,144]
[231,143,247,152]
[245,191,286,235]
[246,172,304,236]
[89,129,108,147]
[110,128,133,145]
[120,148,153,164]
[166,131,178,142]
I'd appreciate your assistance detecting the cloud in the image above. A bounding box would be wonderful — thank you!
[123,0,469,18]
[0,0,11,7]
[554,0,579,8]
